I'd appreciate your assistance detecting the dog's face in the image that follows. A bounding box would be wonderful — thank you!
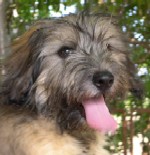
[3,14,142,130]
[34,15,135,106]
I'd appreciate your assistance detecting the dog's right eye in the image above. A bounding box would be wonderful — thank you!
[57,46,74,58]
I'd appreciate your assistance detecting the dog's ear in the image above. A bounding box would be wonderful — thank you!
[130,76,144,100]
[3,21,51,105]
[127,57,144,100]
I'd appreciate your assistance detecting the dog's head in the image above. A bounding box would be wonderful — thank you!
[2,13,143,126]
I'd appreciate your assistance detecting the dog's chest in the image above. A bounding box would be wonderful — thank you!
[67,135,110,155]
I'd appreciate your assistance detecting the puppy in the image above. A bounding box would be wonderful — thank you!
[0,13,142,155]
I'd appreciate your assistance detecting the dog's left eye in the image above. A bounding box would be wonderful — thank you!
[57,46,74,58]
[106,43,112,51]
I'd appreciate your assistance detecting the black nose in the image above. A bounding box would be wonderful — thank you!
[93,71,114,91]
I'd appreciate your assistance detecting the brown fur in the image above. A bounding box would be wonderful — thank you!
[0,105,109,155]
[0,13,142,155]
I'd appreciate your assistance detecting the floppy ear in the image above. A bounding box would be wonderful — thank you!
[130,76,144,100]
[127,57,144,100]
[2,21,50,105]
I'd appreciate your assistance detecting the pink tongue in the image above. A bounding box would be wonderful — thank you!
[82,96,117,133]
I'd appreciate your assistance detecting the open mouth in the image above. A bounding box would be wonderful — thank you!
[81,95,117,134]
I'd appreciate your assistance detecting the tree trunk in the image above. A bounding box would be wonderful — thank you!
[0,0,6,55]
[0,0,10,78]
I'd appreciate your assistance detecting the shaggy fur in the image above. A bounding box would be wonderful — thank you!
[0,13,142,155]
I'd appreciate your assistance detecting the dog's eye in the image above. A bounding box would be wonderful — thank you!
[57,46,74,58]
[106,43,112,51]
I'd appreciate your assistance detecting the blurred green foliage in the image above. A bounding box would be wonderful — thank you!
[5,0,150,154]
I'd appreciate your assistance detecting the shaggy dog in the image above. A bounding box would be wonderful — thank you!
[0,13,142,155]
